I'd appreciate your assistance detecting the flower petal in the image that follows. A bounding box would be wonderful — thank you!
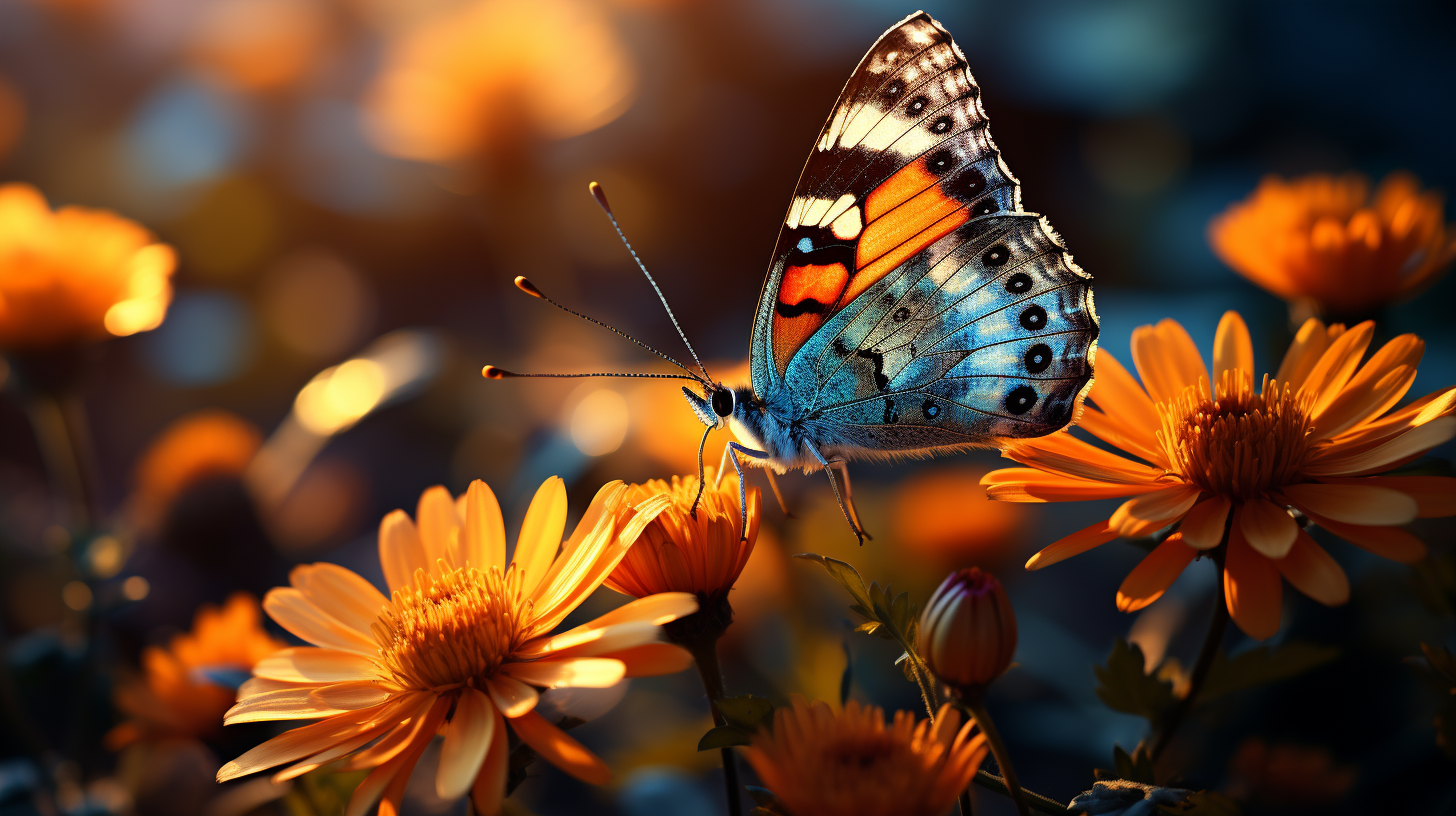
[216,694,423,782]
[1024,519,1119,570]
[1180,495,1231,550]
[1304,514,1428,564]
[1275,318,1334,390]
[263,588,378,656]
[512,477,568,599]
[1301,321,1374,414]
[1075,406,1166,467]
[1323,476,1456,518]
[1131,319,1208,405]
[253,648,380,684]
[1306,415,1456,476]
[1116,533,1199,612]
[1086,350,1161,432]
[309,682,392,711]
[1223,527,1282,641]
[271,727,385,783]
[1238,498,1298,559]
[345,695,449,816]
[1281,482,1418,526]
[1001,432,1164,484]
[508,709,611,785]
[1109,485,1201,536]
[585,593,699,629]
[503,657,626,689]
[1311,332,1423,438]
[436,687,494,800]
[225,686,348,724]
[516,620,662,661]
[486,674,540,718]
[600,643,695,677]
[461,480,507,571]
[379,510,426,593]
[288,564,388,636]
[1212,311,1254,386]
[415,485,461,570]
[470,707,510,816]
[1275,530,1349,606]
[982,468,1167,503]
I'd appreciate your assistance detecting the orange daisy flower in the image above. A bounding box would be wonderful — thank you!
[0,183,175,349]
[1210,172,1456,317]
[744,696,988,816]
[983,311,1456,639]
[109,593,284,748]
[131,409,262,533]
[217,478,698,816]
[605,469,760,604]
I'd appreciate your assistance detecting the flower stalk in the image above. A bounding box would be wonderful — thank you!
[1150,542,1230,762]
[958,693,1031,816]
[667,594,743,816]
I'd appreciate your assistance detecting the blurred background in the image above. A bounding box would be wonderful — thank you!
[1,0,1454,814]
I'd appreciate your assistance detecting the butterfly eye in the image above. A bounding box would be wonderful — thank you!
[1025,343,1053,374]
[1005,272,1033,294]
[1020,305,1047,331]
[1005,385,1038,415]
[982,244,1010,267]
[711,388,735,417]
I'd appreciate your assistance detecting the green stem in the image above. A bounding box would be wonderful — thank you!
[963,696,1031,816]
[906,652,940,722]
[972,771,1069,815]
[26,394,94,532]
[688,639,742,816]
[1150,543,1229,763]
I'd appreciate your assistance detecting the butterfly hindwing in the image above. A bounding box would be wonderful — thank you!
[786,212,1096,451]
[750,11,1021,391]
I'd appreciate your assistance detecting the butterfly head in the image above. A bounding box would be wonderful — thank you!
[682,384,737,429]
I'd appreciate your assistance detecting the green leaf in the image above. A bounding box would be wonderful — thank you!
[793,553,874,612]
[698,725,753,751]
[853,621,882,635]
[713,694,776,732]
[1094,639,1177,725]
[1200,642,1339,702]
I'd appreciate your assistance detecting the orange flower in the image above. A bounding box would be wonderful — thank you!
[744,696,988,816]
[188,0,331,92]
[131,409,262,533]
[218,478,697,816]
[0,183,175,349]
[1210,172,1456,316]
[918,568,1017,694]
[605,469,760,602]
[109,593,284,747]
[364,0,635,163]
[983,311,1456,639]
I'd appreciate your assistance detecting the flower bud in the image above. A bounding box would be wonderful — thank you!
[917,568,1017,693]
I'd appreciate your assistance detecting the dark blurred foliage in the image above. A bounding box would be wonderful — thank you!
[0,1,1454,815]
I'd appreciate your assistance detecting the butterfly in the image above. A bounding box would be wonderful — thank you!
[485,11,1099,544]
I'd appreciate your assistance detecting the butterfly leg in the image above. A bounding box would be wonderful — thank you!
[725,442,771,540]
[807,444,869,545]
[763,470,794,518]
[689,424,713,518]
[827,458,871,541]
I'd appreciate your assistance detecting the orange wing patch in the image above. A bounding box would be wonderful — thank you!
[772,262,849,376]
[780,263,850,307]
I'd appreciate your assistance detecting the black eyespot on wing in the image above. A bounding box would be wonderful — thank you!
[926,148,956,175]
[892,307,910,322]
[907,95,930,115]
[1005,385,1037,415]
[982,244,1010,267]
[882,397,898,424]
[776,299,829,318]
[922,398,940,420]
[881,293,896,306]
[1005,273,1032,294]
[857,348,889,391]
[946,168,985,201]
[885,80,904,99]
[1020,305,1047,331]
[832,337,851,356]
[930,115,953,134]
[1024,343,1052,374]
[971,199,998,216]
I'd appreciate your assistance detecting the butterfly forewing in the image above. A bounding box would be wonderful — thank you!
[749,11,1097,454]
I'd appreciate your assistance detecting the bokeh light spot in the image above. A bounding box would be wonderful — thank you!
[570,389,629,456]
[121,576,150,601]
[260,249,376,360]
[140,290,255,386]
[62,581,92,611]
[295,358,388,435]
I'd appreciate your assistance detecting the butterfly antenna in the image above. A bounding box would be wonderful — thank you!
[511,276,707,384]
[482,366,704,382]
[589,181,714,383]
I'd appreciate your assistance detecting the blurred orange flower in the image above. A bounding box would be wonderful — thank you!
[1226,738,1356,810]
[364,0,635,163]
[0,76,23,162]
[984,311,1456,639]
[891,466,1027,568]
[606,469,760,603]
[745,696,988,816]
[0,183,175,349]
[132,409,263,533]
[218,478,696,816]
[188,0,331,93]
[108,593,284,748]
[1210,172,1456,317]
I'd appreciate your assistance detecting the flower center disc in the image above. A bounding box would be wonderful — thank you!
[1158,373,1316,500]
[374,566,528,691]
